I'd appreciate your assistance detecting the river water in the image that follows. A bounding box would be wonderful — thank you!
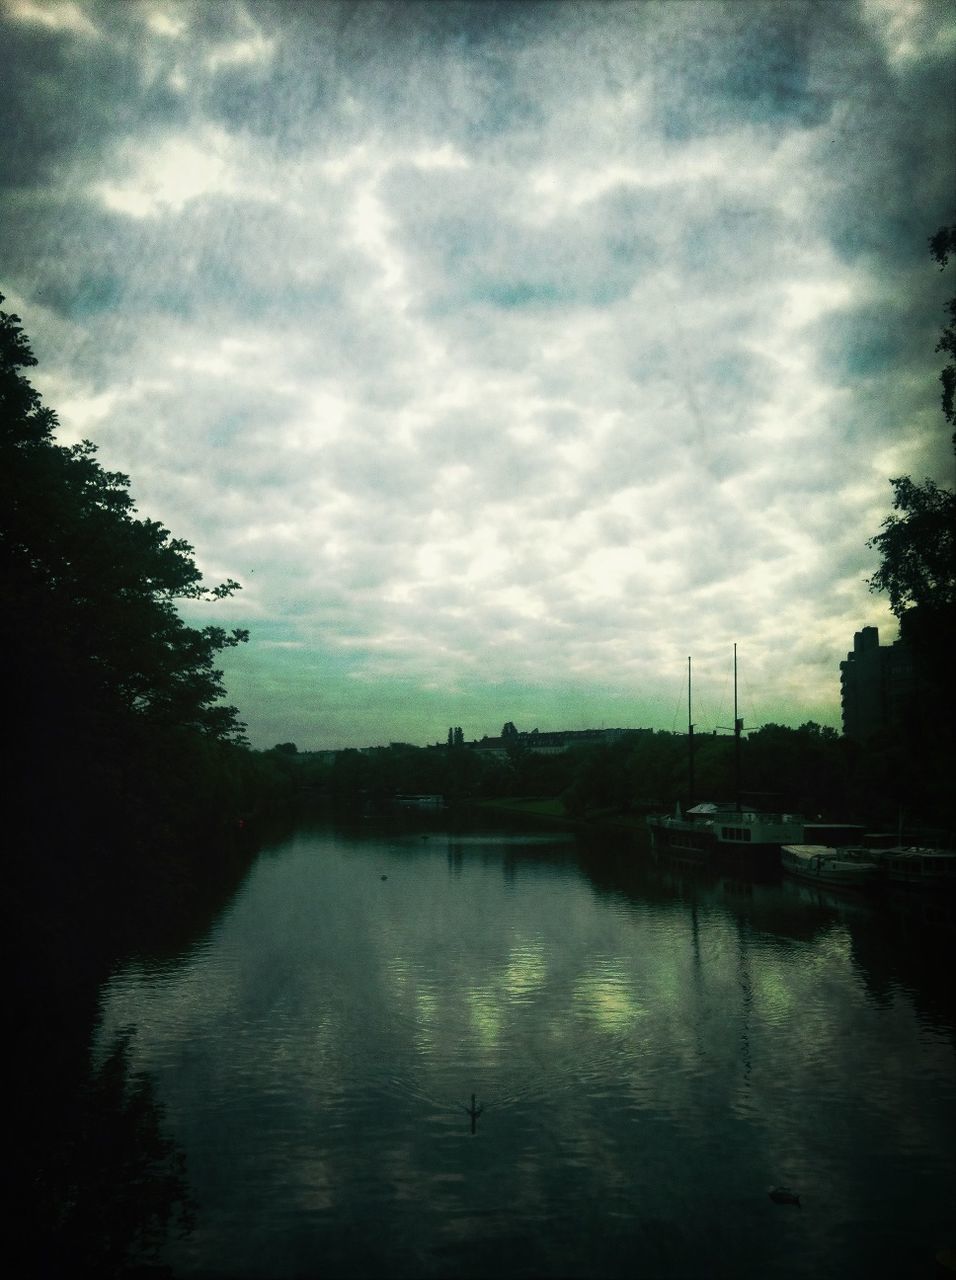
[91,820,956,1278]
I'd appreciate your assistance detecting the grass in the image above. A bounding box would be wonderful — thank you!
[470,796,650,832]
[471,796,571,821]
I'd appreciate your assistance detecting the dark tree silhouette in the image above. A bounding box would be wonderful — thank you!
[1,295,265,865]
[929,220,956,444]
[863,227,956,810]
[868,475,956,615]
[867,221,956,617]
[1,296,248,751]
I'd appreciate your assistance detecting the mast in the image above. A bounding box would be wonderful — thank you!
[688,655,695,807]
[734,643,742,812]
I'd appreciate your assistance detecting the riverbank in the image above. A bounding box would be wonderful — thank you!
[468,796,651,834]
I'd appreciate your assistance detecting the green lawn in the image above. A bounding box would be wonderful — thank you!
[470,797,649,832]
[472,796,569,820]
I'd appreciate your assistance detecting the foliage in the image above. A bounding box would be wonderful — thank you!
[562,736,643,817]
[867,221,956,618]
[290,718,952,829]
[744,721,846,816]
[867,475,956,615]
[1,296,249,748]
[863,226,956,793]
[0,296,290,863]
[929,220,956,440]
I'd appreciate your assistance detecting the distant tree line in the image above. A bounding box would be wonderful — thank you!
[258,716,950,832]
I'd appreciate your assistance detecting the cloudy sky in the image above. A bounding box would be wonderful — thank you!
[2,0,954,750]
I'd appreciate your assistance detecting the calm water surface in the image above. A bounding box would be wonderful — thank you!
[94,823,956,1278]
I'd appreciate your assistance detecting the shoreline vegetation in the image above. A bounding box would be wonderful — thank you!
[258,727,956,845]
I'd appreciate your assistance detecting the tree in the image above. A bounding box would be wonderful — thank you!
[1,296,260,859]
[929,220,956,445]
[867,476,956,615]
[868,221,956,618]
[864,226,956,805]
[0,296,248,750]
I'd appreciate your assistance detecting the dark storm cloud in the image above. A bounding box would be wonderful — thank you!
[814,25,953,270]
[0,4,189,190]
[646,0,860,138]
[167,0,564,152]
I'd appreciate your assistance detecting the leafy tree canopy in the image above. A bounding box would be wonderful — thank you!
[868,222,956,618]
[868,475,956,615]
[929,220,956,441]
[0,296,248,747]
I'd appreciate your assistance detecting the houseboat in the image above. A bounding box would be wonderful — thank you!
[883,847,956,890]
[648,802,805,865]
[843,843,956,890]
[781,844,879,889]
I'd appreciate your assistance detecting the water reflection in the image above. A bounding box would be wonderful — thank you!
[34,1030,193,1277]
[92,825,956,1278]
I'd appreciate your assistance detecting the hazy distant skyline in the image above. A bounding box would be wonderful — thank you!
[2,0,954,749]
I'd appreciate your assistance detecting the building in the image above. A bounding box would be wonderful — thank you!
[470,726,647,758]
[839,626,914,741]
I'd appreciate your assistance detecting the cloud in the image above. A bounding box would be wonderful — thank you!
[2,0,954,747]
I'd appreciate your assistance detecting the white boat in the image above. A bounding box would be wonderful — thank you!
[781,844,879,889]
[649,802,804,862]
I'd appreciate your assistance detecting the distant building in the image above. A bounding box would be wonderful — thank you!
[470,726,648,757]
[839,626,915,740]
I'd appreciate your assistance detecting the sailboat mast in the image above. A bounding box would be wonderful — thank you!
[734,643,742,813]
[688,655,695,807]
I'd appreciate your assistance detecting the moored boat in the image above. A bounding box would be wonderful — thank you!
[647,650,803,872]
[884,846,956,890]
[781,844,879,889]
[648,803,804,865]
[843,844,956,890]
